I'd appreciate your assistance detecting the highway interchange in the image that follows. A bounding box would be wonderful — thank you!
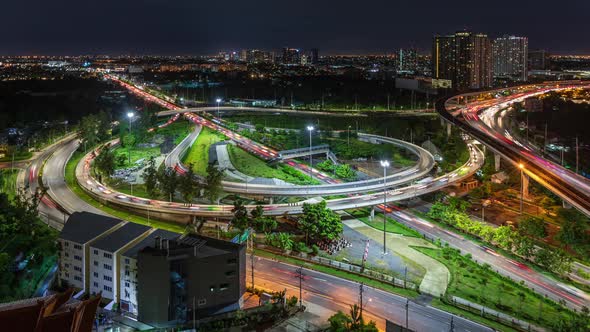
[6,76,590,330]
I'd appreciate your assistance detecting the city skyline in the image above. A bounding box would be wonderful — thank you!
[2,0,590,55]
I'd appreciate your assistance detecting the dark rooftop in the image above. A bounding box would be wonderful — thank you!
[60,212,122,244]
[122,229,179,259]
[91,222,151,253]
[140,234,244,259]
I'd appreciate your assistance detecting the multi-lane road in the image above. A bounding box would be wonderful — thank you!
[439,81,590,217]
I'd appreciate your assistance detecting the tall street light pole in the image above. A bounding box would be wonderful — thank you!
[307,126,314,181]
[127,112,134,166]
[347,125,351,149]
[519,163,524,215]
[380,160,390,255]
[216,98,222,118]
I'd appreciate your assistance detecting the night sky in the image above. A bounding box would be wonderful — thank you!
[3,0,590,55]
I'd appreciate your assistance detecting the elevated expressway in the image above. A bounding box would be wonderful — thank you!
[438,81,590,217]
[72,137,482,220]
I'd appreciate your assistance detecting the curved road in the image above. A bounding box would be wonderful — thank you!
[439,81,590,216]
[166,116,436,196]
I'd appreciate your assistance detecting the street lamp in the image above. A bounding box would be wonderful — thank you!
[127,112,134,129]
[380,160,390,255]
[127,112,134,166]
[347,125,352,149]
[518,163,524,215]
[307,126,314,181]
[216,98,222,118]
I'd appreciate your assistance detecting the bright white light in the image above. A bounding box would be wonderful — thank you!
[307,126,314,131]
[380,160,390,168]
[127,112,134,118]
[216,98,222,103]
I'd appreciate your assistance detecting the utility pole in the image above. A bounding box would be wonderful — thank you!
[295,266,304,309]
[250,251,255,289]
[359,282,364,321]
[576,136,579,174]
[526,112,529,143]
[387,93,390,110]
[405,298,409,329]
[544,123,547,155]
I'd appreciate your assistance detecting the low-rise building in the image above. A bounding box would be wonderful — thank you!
[88,222,152,306]
[58,212,123,292]
[137,235,246,327]
[119,229,179,316]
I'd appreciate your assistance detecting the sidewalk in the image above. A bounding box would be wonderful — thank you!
[343,219,450,296]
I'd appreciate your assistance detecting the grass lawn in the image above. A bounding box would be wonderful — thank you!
[112,146,161,170]
[183,127,227,175]
[415,246,575,328]
[64,149,185,234]
[348,209,422,237]
[227,145,319,185]
[153,120,194,145]
[0,168,19,199]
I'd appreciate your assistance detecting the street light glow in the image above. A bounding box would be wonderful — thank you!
[216,98,222,103]
[518,163,524,169]
[127,112,134,118]
[380,160,390,168]
[307,126,314,131]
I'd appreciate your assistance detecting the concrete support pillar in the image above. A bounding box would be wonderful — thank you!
[370,207,375,221]
[446,123,452,138]
[522,172,530,199]
[268,197,273,204]
[494,154,501,172]
[440,117,445,126]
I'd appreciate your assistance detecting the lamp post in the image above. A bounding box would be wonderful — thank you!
[347,125,352,149]
[127,112,134,166]
[518,163,524,215]
[380,160,390,255]
[216,98,222,118]
[307,126,314,181]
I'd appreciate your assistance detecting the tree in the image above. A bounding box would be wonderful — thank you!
[518,217,547,238]
[493,226,516,250]
[328,304,378,332]
[178,163,199,205]
[94,145,115,177]
[556,208,588,249]
[231,200,250,232]
[142,156,159,198]
[299,201,343,245]
[158,167,177,202]
[204,164,223,204]
[335,164,356,180]
[251,205,264,220]
[78,114,100,150]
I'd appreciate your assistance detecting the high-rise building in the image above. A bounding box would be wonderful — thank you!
[492,36,528,82]
[432,32,492,90]
[398,48,418,73]
[282,47,301,65]
[529,49,550,70]
[310,48,319,64]
[240,49,274,64]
